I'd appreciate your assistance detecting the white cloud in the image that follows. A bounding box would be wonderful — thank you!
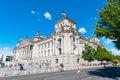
[0,47,13,56]
[3,47,9,50]
[78,27,86,34]
[110,48,120,55]
[102,37,112,44]
[31,10,36,14]
[43,12,52,20]
[90,17,97,20]
[105,39,112,44]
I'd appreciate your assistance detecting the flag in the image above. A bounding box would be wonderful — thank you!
[61,12,66,17]
[61,12,65,15]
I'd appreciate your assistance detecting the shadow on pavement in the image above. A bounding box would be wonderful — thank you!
[88,66,120,80]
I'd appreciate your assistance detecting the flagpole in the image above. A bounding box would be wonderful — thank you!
[61,12,66,17]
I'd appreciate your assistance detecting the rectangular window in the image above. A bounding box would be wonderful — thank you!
[48,50,50,56]
[58,39,61,45]
[44,44,46,49]
[73,37,75,42]
[51,42,53,47]
[48,43,50,48]
[59,48,62,55]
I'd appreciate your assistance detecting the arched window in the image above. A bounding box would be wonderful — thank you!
[58,39,61,45]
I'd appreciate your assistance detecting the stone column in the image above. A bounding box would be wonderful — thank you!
[19,49,21,59]
[26,46,28,59]
[30,45,32,59]
[61,35,64,55]
[23,48,25,59]
[53,37,56,56]
[28,45,30,60]
[77,38,79,55]
[25,46,27,59]
[21,48,24,59]
[70,35,73,54]
[27,46,28,59]
[20,49,22,59]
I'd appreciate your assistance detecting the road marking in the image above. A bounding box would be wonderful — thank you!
[82,76,92,80]
[44,75,63,80]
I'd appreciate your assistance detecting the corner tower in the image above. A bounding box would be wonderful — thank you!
[55,17,76,33]
[53,14,80,64]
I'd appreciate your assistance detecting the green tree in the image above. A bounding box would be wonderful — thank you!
[113,55,120,61]
[96,45,113,62]
[94,0,120,49]
[82,44,114,62]
[96,45,105,62]
[82,44,96,62]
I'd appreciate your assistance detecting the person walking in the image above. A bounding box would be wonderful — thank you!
[59,63,64,72]
[19,64,24,71]
[39,64,41,69]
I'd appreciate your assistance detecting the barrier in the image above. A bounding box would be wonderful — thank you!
[0,65,104,77]
[33,69,39,74]
[13,71,19,76]
[0,71,6,77]
[24,71,30,75]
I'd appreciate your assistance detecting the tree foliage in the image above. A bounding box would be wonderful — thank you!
[94,0,120,50]
[82,44,113,62]
[113,55,120,61]
[96,45,113,61]
[82,44,96,62]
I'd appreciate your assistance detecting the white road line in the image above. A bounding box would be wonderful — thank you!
[44,75,63,80]
[82,76,93,80]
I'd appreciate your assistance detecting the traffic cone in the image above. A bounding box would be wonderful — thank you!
[77,66,80,75]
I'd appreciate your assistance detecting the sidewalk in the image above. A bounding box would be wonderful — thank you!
[0,64,105,77]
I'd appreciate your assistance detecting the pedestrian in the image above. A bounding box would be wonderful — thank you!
[77,66,80,75]
[39,64,41,68]
[19,64,24,71]
[59,63,64,72]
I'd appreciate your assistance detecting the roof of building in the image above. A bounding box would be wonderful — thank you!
[55,17,76,24]
[15,16,102,49]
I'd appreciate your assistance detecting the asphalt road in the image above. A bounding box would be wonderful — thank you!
[0,66,120,80]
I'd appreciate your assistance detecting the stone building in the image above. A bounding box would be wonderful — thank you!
[13,16,101,65]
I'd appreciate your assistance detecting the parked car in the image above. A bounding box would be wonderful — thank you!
[113,60,120,66]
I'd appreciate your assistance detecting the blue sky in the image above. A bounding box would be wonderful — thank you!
[0,0,119,55]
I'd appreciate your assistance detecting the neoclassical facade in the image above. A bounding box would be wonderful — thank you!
[13,16,101,65]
